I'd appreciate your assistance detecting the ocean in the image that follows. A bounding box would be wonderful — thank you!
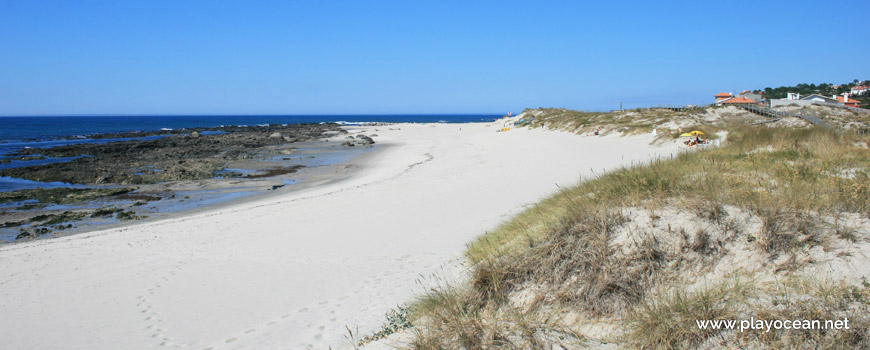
[0,114,501,191]
[0,114,499,144]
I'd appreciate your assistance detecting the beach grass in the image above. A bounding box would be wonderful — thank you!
[405,126,870,349]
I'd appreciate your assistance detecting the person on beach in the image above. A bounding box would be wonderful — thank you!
[594,127,600,136]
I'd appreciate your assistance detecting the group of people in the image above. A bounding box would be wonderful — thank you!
[686,135,710,146]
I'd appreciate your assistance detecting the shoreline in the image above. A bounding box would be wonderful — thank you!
[2,142,389,245]
[0,124,382,243]
[0,121,679,349]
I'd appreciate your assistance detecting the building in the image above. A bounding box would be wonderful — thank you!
[738,90,764,102]
[837,94,861,108]
[716,96,760,106]
[786,92,801,100]
[714,92,733,102]
[851,85,869,96]
[800,94,839,104]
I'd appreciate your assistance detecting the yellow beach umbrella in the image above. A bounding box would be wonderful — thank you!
[680,130,705,137]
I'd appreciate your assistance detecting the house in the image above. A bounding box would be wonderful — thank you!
[800,94,839,104]
[738,90,764,102]
[716,96,760,106]
[851,85,869,96]
[787,92,801,100]
[837,94,861,108]
[714,92,733,102]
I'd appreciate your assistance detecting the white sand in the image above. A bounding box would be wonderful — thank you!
[0,122,678,350]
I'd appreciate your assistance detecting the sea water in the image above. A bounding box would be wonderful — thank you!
[0,114,499,191]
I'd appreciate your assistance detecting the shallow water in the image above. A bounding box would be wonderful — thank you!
[0,176,94,192]
[0,142,379,243]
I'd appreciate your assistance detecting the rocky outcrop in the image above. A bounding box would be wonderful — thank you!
[0,123,342,185]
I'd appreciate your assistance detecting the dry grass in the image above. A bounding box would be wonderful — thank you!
[626,278,751,349]
[403,126,870,350]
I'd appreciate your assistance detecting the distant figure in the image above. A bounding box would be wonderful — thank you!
[541,123,545,129]
[594,128,600,136]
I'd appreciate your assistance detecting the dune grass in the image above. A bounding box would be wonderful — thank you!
[518,107,709,136]
[405,126,869,349]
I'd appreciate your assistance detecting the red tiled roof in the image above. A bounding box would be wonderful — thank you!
[836,96,861,106]
[714,92,732,97]
[720,97,758,104]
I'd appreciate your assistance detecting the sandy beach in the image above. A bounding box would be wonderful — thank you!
[0,121,679,349]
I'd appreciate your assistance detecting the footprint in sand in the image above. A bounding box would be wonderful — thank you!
[225,338,238,343]
[298,307,309,312]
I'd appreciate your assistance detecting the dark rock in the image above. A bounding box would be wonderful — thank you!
[1,221,24,228]
[0,123,341,185]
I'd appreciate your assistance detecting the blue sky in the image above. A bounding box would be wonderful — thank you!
[1,1,867,115]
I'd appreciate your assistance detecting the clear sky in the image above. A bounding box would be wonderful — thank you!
[1,1,867,115]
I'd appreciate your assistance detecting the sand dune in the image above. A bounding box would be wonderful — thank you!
[0,122,678,349]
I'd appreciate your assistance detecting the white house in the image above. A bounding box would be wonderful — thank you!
[800,94,839,104]
[851,85,869,96]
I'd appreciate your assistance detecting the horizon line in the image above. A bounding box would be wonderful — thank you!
[0,112,511,118]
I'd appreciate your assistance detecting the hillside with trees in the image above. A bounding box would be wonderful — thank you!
[763,79,869,108]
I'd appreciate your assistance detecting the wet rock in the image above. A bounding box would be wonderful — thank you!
[345,136,355,140]
[0,123,340,185]
[1,221,24,228]
[14,155,47,161]
[356,135,375,145]
[341,141,355,147]
[16,231,35,240]
[369,134,378,137]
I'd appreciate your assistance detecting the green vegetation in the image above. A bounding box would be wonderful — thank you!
[405,126,870,349]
